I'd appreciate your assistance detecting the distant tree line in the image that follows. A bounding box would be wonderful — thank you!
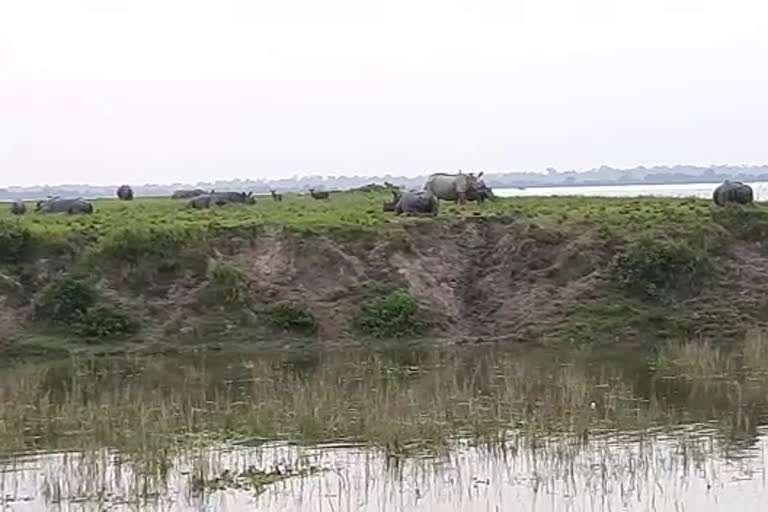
[2,165,767,200]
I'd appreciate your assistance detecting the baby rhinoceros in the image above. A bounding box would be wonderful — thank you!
[10,200,26,215]
[383,189,438,216]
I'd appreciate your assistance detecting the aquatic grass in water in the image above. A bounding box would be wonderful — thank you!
[1,343,768,460]
[655,338,732,378]
[743,329,768,375]
[0,343,767,509]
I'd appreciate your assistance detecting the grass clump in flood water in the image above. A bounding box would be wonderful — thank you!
[655,339,731,378]
[654,333,768,379]
[195,463,320,494]
[742,329,768,374]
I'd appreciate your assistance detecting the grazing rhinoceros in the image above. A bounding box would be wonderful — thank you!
[172,189,207,199]
[465,182,495,203]
[116,185,134,201]
[713,180,754,206]
[211,191,254,204]
[309,188,329,200]
[383,189,438,216]
[10,200,26,215]
[35,197,94,214]
[423,171,485,205]
[382,190,402,212]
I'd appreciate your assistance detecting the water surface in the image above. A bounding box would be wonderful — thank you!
[0,346,766,511]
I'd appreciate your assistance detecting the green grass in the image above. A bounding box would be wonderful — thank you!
[0,193,748,247]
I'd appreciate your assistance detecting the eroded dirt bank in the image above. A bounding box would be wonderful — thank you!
[2,214,768,355]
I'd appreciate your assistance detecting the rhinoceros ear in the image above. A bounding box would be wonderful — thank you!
[477,171,484,178]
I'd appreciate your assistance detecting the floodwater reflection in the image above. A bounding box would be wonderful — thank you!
[0,344,767,510]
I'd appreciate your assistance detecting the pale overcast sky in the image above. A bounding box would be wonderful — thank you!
[1,0,767,186]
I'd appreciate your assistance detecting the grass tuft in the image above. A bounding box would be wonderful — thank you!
[266,302,317,332]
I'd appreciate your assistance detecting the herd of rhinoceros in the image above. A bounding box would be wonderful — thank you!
[4,174,757,216]
[5,171,495,216]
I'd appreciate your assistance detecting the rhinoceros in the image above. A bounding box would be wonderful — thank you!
[423,171,485,205]
[116,185,134,201]
[187,194,230,209]
[35,197,94,214]
[383,189,438,216]
[10,200,26,215]
[211,191,254,204]
[172,189,208,199]
[382,190,401,212]
[309,188,330,200]
[465,182,495,203]
[713,180,754,206]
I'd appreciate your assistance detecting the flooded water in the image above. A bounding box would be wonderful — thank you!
[2,431,767,511]
[1,345,767,511]
[494,181,768,201]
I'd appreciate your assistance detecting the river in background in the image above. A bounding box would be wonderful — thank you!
[3,181,768,203]
[494,181,768,200]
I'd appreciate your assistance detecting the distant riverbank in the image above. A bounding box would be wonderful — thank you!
[494,181,768,200]
[4,180,768,203]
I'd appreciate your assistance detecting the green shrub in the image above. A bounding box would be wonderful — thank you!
[266,302,317,332]
[75,305,139,338]
[35,277,96,323]
[0,221,35,264]
[358,291,422,338]
[611,235,711,298]
[200,263,245,305]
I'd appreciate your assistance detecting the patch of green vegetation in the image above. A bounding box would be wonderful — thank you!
[75,305,139,339]
[358,291,423,338]
[97,224,206,263]
[610,235,713,299]
[200,262,246,305]
[0,221,35,264]
[92,225,210,290]
[33,276,137,339]
[35,276,97,323]
[266,302,317,333]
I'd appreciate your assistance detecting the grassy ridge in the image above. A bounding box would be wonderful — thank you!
[0,192,748,269]
[0,192,738,239]
[4,191,768,351]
